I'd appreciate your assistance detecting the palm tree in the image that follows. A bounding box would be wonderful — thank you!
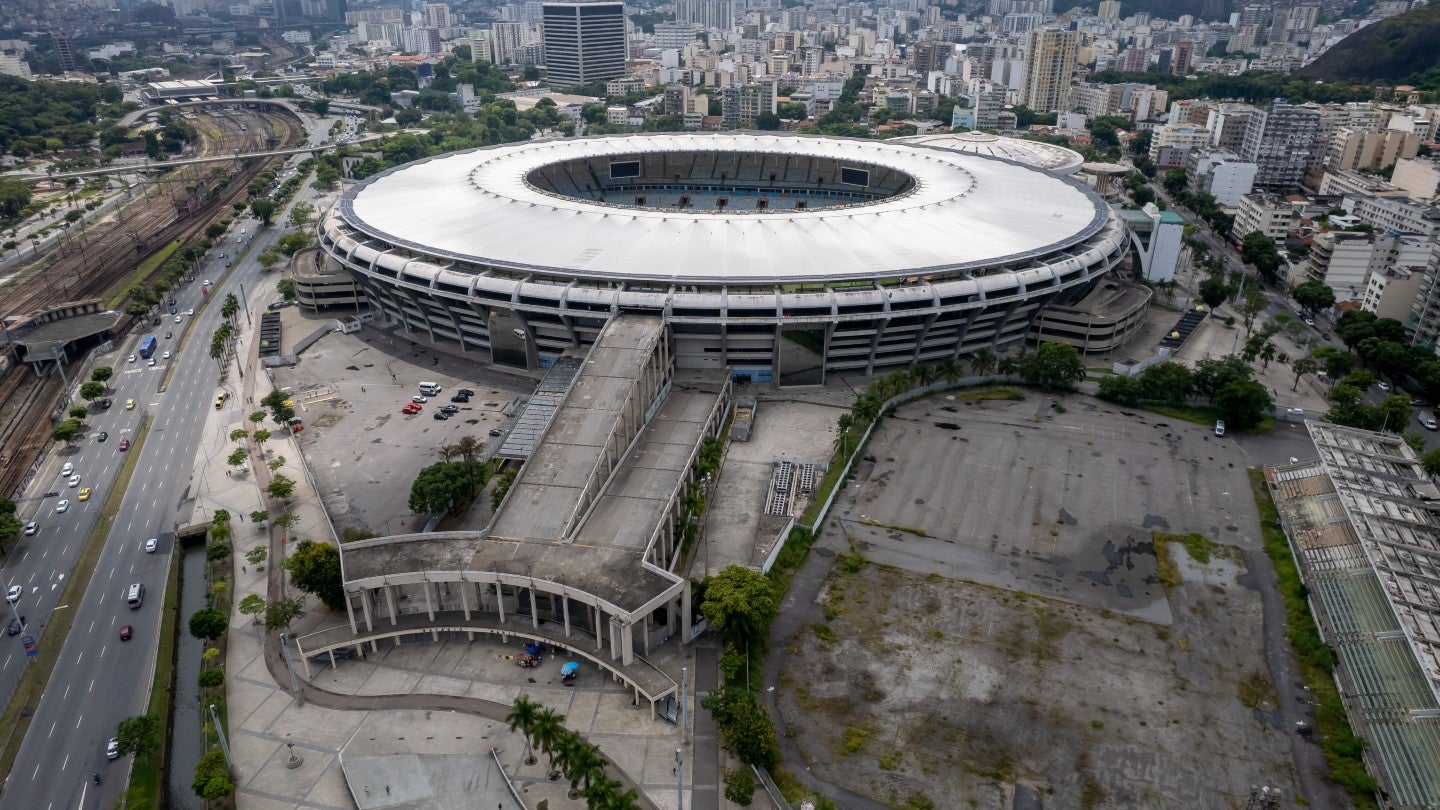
[452,435,482,464]
[852,395,881,425]
[505,695,541,765]
[997,354,1020,377]
[969,347,997,377]
[582,774,624,809]
[913,363,938,386]
[936,357,962,383]
[530,708,567,776]
[560,739,605,795]
[603,787,641,810]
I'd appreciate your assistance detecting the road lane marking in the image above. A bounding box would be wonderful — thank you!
[46,722,55,739]
[89,679,95,692]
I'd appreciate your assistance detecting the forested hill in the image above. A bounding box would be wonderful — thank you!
[1301,2,1440,84]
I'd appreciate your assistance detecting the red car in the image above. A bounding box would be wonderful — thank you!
[117,439,129,451]
[119,625,132,641]
[401,403,421,414]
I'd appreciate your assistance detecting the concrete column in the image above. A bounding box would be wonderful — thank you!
[642,614,651,656]
[345,591,358,634]
[595,605,605,650]
[620,621,634,666]
[459,581,471,620]
[361,589,374,632]
[423,580,435,620]
[384,585,398,625]
[496,582,506,622]
[609,617,621,660]
[528,587,539,629]
[562,594,572,637]
[681,583,692,642]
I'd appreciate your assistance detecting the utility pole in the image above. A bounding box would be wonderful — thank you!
[210,703,233,769]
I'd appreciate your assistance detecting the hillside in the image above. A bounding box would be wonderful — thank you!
[1301,2,1440,83]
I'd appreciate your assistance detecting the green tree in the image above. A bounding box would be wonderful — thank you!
[192,749,232,799]
[1239,285,1267,337]
[530,707,568,775]
[67,405,87,421]
[250,198,276,224]
[1212,379,1273,429]
[79,380,105,401]
[725,767,757,806]
[1016,342,1085,391]
[702,686,779,768]
[278,278,298,301]
[1161,168,1187,195]
[228,448,248,468]
[408,461,472,514]
[1198,276,1230,308]
[1138,361,1193,405]
[1422,449,1440,477]
[1292,357,1319,390]
[968,347,996,376]
[1191,356,1253,400]
[115,714,161,763]
[91,366,113,384]
[266,473,296,501]
[229,428,249,442]
[0,177,34,218]
[281,539,345,610]
[1292,281,1336,316]
[188,608,227,641]
[238,593,267,620]
[0,499,22,551]
[250,509,269,525]
[700,566,780,651]
[1096,374,1145,405]
[198,668,224,689]
[263,596,306,630]
[51,419,82,444]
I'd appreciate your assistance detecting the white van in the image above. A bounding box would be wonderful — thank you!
[419,382,441,396]
[127,583,145,608]
[1422,412,1438,431]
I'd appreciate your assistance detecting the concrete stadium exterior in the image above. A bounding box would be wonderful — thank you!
[319,132,1129,385]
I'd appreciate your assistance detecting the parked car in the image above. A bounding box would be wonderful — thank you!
[433,411,450,420]
[489,428,503,437]
[457,388,475,396]
[1378,382,1392,392]
[411,395,428,404]
[450,394,470,403]
[440,405,460,414]
[5,585,20,603]
[1214,420,1226,438]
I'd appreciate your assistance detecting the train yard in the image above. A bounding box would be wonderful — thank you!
[0,105,304,499]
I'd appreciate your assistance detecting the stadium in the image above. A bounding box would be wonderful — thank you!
[319,132,1130,385]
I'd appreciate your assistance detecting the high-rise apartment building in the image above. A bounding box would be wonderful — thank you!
[542,1,626,86]
[675,0,734,31]
[1097,0,1121,20]
[1240,99,1320,190]
[491,21,530,65]
[399,26,441,53]
[722,80,776,128]
[1019,30,1078,113]
[1171,40,1193,75]
[423,3,452,28]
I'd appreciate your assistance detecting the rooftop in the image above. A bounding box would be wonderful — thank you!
[340,132,1109,284]
[894,130,1085,174]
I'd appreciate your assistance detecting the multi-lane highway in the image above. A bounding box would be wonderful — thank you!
[0,144,327,807]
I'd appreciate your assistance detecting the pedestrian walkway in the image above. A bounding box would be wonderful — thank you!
[193,245,709,809]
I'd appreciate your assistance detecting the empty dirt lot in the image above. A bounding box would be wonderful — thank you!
[777,393,1308,808]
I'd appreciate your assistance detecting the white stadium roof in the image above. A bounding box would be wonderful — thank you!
[894,131,1086,175]
[340,133,1108,284]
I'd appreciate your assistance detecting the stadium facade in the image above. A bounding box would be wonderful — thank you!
[319,132,1129,385]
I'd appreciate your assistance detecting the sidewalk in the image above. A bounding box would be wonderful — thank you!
[198,261,704,809]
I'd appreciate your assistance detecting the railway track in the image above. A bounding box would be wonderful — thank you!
[0,108,305,499]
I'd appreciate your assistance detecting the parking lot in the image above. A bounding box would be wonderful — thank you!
[268,315,532,538]
[778,391,1318,807]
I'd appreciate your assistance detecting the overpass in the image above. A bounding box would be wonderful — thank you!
[4,134,383,182]
[117,96,379,127]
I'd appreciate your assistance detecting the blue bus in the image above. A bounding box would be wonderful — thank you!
[138,335,157,359]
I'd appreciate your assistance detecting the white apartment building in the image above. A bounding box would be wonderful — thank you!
[1363,265,1424,322]
[1324,128,1421,173]
[1342,194,1440,237]
[1188,150,1258,206]
[1233,193,1299,242]
[1240,99,1319,190]
[1149,124,1213,163]
[1307,231,1435,304]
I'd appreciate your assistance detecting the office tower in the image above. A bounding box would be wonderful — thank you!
[1097,0,1121,18]
[399,26,442,53]
[542,1,627,86]
[722,80,775,128]
[492,21,529,65]
[1240,98,1320,190]
[1019,30,1078,113]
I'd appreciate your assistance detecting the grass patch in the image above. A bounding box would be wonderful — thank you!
[130,544,181,807]
[1249,468,1379,808]
[951,387,1025,402]
[838,726,871,755]
[810,623,838,643]
[103,239,183,308]
[0,415,153,781]
[773,768,839,810]
[1153,535,1182,590]
[1236,669,1276,709]
[1153,530,1223,590]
